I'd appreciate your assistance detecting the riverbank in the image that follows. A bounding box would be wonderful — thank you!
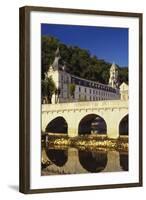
[42,133,128,152]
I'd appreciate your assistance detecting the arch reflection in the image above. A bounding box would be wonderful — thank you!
[46,148,68,167]
[120,152,128,171]
[79,150,107,172]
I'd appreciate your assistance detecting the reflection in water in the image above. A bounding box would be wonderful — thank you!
[42,147,128,175]
[120,153,129,171]
[79,150,107,172]
[46,148,68,167]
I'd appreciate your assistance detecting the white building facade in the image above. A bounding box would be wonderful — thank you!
[119,82,129,100]
[46,48,123,104]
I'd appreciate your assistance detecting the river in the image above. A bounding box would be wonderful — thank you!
[41,145,128,175]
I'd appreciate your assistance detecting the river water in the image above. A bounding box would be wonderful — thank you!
[41,146,128,175]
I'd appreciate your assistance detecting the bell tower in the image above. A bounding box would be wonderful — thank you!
[47,47,61,87]
[52,47,61,71]
[46,47,61,104]
[108,62,119,88]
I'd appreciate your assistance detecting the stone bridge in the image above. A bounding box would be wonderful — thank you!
[42,100,128,139]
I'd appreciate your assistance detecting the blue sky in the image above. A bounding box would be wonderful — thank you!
[41,24,128,67]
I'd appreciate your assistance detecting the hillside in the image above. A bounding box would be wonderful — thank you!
[41,35,128,85]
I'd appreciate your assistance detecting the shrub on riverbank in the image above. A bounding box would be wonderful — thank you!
[43,134,128,151]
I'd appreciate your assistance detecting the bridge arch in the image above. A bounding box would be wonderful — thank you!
[45,116,68,134]
[119,114,128,136]
[78,114,107,135]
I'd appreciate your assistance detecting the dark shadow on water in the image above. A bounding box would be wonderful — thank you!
[79,150,107,172]
[120,153,129,171]
[8,185,19,191]
[46,148,68,166]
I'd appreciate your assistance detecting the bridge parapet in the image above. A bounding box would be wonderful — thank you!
[42,100,128,112]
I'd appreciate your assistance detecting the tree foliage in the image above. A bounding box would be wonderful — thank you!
[41,35,128,85]
[41,76,56,103]
[69,83,76,98]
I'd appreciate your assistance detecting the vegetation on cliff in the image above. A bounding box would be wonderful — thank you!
[41,35,128,84]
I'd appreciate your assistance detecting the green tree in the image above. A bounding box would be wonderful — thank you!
[41,76,56,103]
[118,67,128,84]
[69,83,76,99]
[41,36,59,79]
